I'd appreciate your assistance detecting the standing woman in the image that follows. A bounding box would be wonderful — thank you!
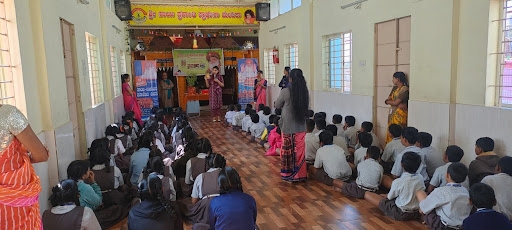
[254,70,267,106]
[278,67,291,89]
[205,66,224,122]
[385,71,409,143]
[122,74,143,127]
[159,72,174,113]
[275,68,309,182]
[0,104,49,229]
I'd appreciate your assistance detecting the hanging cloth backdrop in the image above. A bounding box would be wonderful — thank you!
[237,58,259,108]
[134,60,159,120]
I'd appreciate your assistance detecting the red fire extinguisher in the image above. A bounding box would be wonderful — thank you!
[272,48,279,64]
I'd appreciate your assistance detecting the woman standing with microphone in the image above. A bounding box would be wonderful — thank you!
[205,66,224,122]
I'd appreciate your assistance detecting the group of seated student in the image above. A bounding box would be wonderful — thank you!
[43,108,257,230]
[226,103,283,157]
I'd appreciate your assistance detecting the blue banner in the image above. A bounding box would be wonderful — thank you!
[237,58,259,109]
[134,60,159,120]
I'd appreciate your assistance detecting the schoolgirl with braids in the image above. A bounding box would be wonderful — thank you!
[105,124,127,166]
[42,179,101,230]
[143,155,177,201]
[128,174,184,230]
[89,138,124,190]
[208,167,257,229]
[185,138,213,185]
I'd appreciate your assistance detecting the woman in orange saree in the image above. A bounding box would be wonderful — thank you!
[385,72,409,143]
[0,104,49,229]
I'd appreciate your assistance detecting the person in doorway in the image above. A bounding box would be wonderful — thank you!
[385,71,409,143]
[205,66,224,122]
[122,74,143,127]
[159,72,174,113]
[279,67,291,89]
[254,70,267,107]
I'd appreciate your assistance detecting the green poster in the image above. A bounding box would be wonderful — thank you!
[172,49,225,76]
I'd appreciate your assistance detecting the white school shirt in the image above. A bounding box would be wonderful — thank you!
[344,126,358,148]
[381,138,405,163]
[430,162,470,189]
[50,205,101,230]
[185,153,209,185]
[332,136,349,156]
[334,123,346,138]
[107,136,126,166]
[191,168,222,199]
[158,121,169,134]
[241,115,252,131]
[91,164,124,189]
[305,133,320,162]
[314,144,352,181]
[225,111,236,124]
[481,173,512,220]
[116,133,133,148]
[356,158,383,191]
[354,147,368,167]
[388,172,425,212]
[419,184,471,227]
[391,146,430,183]
[232,112,245,126]
[151,139,165,153]
[370,133,380,149]
[424,146,445,178]
[250,122,266,139]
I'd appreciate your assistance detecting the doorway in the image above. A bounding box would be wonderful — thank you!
[374,16,411,147]
[60,19,86,160]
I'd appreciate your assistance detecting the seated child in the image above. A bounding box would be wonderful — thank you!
[358,121,380,149]
[257,103,265,113]
[265,126,282,156]
[260,106,272,126]
[462,183,512,230]
[319,112,327,121]
[224,104,236,125]
[105,124,127,167]
[249,113,266,139]
[481,156,512,220]
[231,104,244,129]
[67,160,102,211]
[261,115,278,142]
[312,113,324,134]
[364,152,425,221]
[428,145,468,194]
[305,119,320,166]
[308,109,314,118]
[241,108,254,132]
[325,124,349,155]
[308,131,352,186]
[417,163,471,230]
[354,132,373,167]
[344,116,358,152]
[468,137,500,186]
[42,179,101,230]
[185,138,212,185]
[332,114,345,138]
[417,132,444,178]
[333,146,383,199]
[314,118,327,136]
[145,156,177,201]
[390,127,429,183]
[381,124,406,173]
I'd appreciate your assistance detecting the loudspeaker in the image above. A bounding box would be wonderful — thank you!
[255,3,270,21]
[115,0,132,21]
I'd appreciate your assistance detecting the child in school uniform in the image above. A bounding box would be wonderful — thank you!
[105,124,127,167]
[354,132,373,167]
[224,104,236,126]
[241,108,254,133]
[261,115,278,142]
[314,118,327,136]
[231,104,244,129]
[305,119,320,167]
[365,152,425,221]
[256,103,264,113]
[308,131,352,186]
[463,183,512,230]
[358,121,380,149]
[416,163,472,230]
[332,114,346,138]
[428,145,469,194]
[333,146,383,199]
[481,156,512,221]
[417,132,444,178]
[381,124,406,173]
[308,109,314,119]
[343,116,358,153]
[468,137,500,186]
[265,126,282,157]
[325,125,349,156]
[260,106,272,126]
[312,113,324,134]
[249,113,266,139]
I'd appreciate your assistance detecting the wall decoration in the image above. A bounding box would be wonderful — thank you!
[172,49,225,76]
[237,58,259,107]
[134,60,159,120]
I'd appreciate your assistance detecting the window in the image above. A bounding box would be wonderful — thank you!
[110,46,120,97]
[86,33,103,106]
[270,0,279,19]
[285,43,298,69]
[293,0,302,8]
[498,0,512,105]
[0,0,18,106]
[323,32,352,92]
[264,49,276,85]
[119,50,127,74]
[106,0,115,12]
[279,0,292,15]
[270,0,301,19]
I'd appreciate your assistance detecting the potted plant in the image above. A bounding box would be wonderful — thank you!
[186,75,197,94]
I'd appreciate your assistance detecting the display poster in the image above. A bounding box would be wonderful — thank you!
[172,49,225,76]
[237,58,259,107]
[131,5,259,26]
[134,60,159,120]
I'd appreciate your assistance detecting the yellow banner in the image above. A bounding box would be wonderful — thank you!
[130,4,259,26]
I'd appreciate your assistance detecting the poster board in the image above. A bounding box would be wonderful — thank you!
[134,60,159,120]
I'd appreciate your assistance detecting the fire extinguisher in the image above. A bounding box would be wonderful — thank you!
[272,48,279,64]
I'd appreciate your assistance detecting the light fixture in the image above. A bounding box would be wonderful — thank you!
[341,0,368,9]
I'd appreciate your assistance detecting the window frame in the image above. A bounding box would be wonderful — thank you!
[497,0,512,107]
[119,50,127,74]
[270,0,301,19]
[86,33,103,106]
[285,43,299,70]
[110,46,120,97]
[263,49,276,85]
[323,32,352,93]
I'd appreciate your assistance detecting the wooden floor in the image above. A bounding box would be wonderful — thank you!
[110,111,427,230]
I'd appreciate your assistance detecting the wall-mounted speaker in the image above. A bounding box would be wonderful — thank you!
[115,0,132,21]
[255,3,270,21]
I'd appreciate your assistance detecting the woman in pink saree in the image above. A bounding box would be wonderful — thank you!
[0,104,49,229]
[122,74,143,126]
[254,70,267,106]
